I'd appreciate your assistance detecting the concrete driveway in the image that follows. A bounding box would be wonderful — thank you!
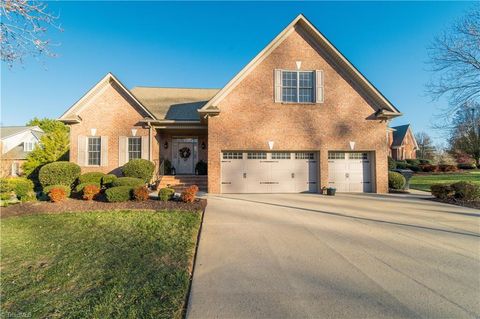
[187,193,480,319]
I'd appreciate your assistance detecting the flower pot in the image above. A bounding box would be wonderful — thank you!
[326,188,336,196]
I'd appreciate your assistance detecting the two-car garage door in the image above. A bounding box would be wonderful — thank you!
[221,152,318,193]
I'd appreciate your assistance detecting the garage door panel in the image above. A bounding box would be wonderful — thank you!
[328,152,373,193]
[221,153,245,193]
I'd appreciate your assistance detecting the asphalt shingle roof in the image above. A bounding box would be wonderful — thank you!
[1,126,36,139]
[391,124,410,147]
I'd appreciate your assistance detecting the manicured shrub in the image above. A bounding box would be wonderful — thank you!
[102,174,117,187]
[48,187,68,203]
[78,172,105,184]
[158,187,175,202]
[406,159,420,166]
[457,163,477,170]
[75,182,101,193]
[430,184,454,200]
[419,164,437,172]
[438,164,458,172]
[22,191,37,202]
[0,178,35,201]
[388,157,396,170]
[122,159,155,182]
[39,161,81,188]
[195,160,208,175]
[0,178,14,193]
[43,184,71,197]
[105,186,132,202]
[388,171,406,190]
[82,184,101,200]
[133,185,150,201]
[181,185,199,203]
[112,177,144,188]
[451,182,480,201]
[395,161,407,169]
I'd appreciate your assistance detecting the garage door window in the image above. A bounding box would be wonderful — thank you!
[271,152,291,159]
[247,152,267,159]
[328,152,345,160]
[295,152,314,159]
[349,152,368,160]
[223,152,243,159]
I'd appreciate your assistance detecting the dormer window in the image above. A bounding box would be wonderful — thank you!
[275,69,324,104]
[24,142,35,152]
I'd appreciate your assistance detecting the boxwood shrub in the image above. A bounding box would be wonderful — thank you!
[105,186,132,202]
[0,177,35,201]
[388,171,406,190]
[43,184,71,197]
[78,172,105,184]
[451,181,480,201]
[39,162,81,188]
[122,159,155,182]
[112,177,144,188]
[158,187,175,202]
[430,184,454,200]
[102,174,117,187]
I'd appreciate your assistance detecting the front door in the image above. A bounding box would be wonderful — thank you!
[172,138,197,174]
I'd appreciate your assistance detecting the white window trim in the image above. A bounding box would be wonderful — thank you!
[127,136,142,162]
[23,141,35,152]
[281,70,315,104]
[86,136,102,167]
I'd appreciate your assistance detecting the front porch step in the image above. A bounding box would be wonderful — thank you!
[157,175,207,192]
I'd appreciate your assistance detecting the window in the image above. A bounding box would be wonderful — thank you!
[271,152,291,159]
[24,142,35,152]
[349,152,368,160]
[281,71,314,103]
[295,152,314,159]
[88,137,101,166]
[247,152,267,159]
[223,152,243,159]
[128,137,142,161]
[328,152,345,160]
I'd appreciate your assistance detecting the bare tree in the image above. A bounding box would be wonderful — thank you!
[415,131,436,159]
[0,0,61,65]
[427,4,480,114]
[449,102,480,165]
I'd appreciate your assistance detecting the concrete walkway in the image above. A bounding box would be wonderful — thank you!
[187,193,480,319]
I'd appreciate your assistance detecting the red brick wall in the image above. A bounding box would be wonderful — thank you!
[207,26,389,193]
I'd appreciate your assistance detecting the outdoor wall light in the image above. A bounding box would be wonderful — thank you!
[164,141,168,149]
[201,141,206,149]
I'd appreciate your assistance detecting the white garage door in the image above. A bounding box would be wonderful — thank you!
[328,152,372,192]
[221,151,318,193]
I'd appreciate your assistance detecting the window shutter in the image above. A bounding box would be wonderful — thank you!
[141,136,149,160]
[315,70,324,103]
[101,136,108,167]
[77,135,86,166]
[274,69,282,103]
[119,136,127,166]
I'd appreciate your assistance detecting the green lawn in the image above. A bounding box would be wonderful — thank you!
[1,210,202,319]
[410,171,480,192]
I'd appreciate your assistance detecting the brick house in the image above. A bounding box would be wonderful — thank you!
[388,124,418,160]
[59,14,402,193]
[0,126,44,177]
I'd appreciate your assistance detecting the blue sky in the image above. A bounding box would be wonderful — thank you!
[1,1,473,143]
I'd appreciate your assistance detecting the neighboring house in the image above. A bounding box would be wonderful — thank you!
[0,126,44,177]
[388,124,418,160]
[59,14,402,194]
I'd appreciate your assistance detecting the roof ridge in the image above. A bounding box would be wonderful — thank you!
[131,86,221,90]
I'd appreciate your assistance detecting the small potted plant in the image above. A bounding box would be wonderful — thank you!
[321,186,327,195]
[326,187,336,196]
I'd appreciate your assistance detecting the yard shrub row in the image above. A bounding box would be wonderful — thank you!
[0,177,35,202]
[431,182,480,201]
[112,177,145,188]
[105,186,132,202]
[122,159,155,182]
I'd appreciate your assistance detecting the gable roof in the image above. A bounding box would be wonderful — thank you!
[130,87,219,121]
[1,126,43,140]
[59,73,156,122]
[199,14,401,117]
[391,124,418,148]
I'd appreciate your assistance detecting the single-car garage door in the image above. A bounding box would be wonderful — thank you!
[221,151,317,193]
[328,152,373,192]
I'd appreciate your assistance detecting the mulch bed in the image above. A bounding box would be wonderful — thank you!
[430,198,480,210]
[1,197,207,219]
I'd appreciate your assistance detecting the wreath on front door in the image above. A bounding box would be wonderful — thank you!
[179,147,191,161]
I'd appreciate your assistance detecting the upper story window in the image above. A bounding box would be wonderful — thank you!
[128,137,142,161]
[281,71,314,103]
[24,142,35,152]
[88,137,101,166]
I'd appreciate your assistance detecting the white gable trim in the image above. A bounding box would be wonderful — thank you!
[199,14,400,115]
[59,73,156,121]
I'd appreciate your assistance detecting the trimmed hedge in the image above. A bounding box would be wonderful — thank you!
[158,187,175,202]
[105,186,132,202]
[75,182,101,193]
[406,159,420,166]
[122,159,155,182]
[395,161,407,169]
[102,174,117,187]
[451,181,480,201]
[0,178,35,201]
[43,184,71,197]
[39,162,81,188]
[78,172,105,184]
[388,171,406,190]
[430,184,454,200]
[112,177,144,188]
